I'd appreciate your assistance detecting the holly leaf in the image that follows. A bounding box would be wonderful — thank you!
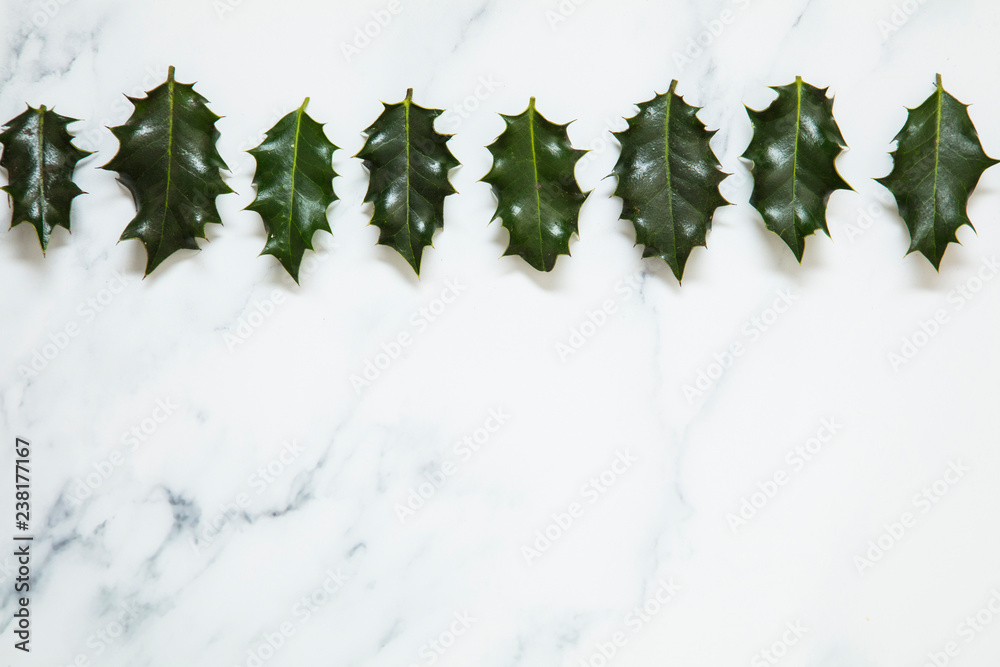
[483,97,587,272]
[247,97,337,283]
[612,81,727,282]
[103,66,231,275]
[357,89,457,275]
[743,76,850,261]
[878,74,998,269]
[0,104,90,252]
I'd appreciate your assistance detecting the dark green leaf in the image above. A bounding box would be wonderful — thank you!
[357,89,457,275]
[612,81,727,282]
[878,74,998,269]
[483,97,587,272]
[0,104,89,252]
[103,66,232,275]
[743,76,850,261]
[247,97,338,283]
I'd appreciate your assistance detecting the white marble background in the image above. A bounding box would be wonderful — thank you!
[1,0,1000,665]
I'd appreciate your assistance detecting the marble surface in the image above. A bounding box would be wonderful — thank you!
[2,0,1000,665]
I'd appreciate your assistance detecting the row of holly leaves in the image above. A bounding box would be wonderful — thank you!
[1,67,994,282]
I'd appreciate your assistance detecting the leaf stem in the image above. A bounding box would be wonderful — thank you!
[167,65,175,83]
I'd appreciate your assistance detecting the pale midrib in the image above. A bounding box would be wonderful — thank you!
[36,108,46,233]
[529,100,543,265]
[663,91,675,266]
[930,77,944,257]
[160,76,175,245]
[790,78,802,232]
[287,100,305,245]
[404,93,412,257]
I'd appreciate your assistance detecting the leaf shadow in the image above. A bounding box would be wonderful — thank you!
[495,255,571,291]
[873,191,951,292]
[611,209,638,251]
[373,244,422,287]
[488,219,584,291]
[743,206,804,275]
[6,223,50,268]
